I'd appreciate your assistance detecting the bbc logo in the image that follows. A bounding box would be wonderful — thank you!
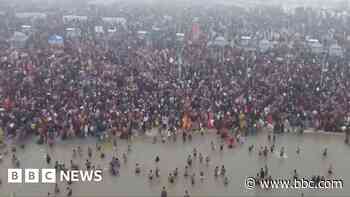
[8,169,56,183]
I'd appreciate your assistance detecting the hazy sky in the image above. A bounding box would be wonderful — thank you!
[1,0,348,10]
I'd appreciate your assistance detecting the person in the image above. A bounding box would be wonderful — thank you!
[264,165,268,176]
[128,144,132,153]
[123,153,127,163]
[214,166,219,177]
[191,173,195,185]
[77,146,82,157]
[155,155,160,163]
[211,141,215,150]
[54,183,60,194]
[328,164,333,175]
[280,146,285,157]
[263,146,268,157]
[221,165,226,176]
[153,136,157,144]
[112,138,117,150]
[135,163,141,174]
[184,166,189,177]
[88,146,92,158]
[148,170,153,180]
[293,169,298,180]
[323,148,328,157]
[174,168,178,177]
[200,171,205,181]
[182,132,187,142]
[270,144,275,153]
[161,186,167,197]
[155,167,160,178]
[96,143,102,151]
[260,168,265,179]
[199,153,203,163]
[161,135,166,143]
[187,155,192,166]
[205,155,210,165]
[220,144,224,151]
[224,176,229,186]
[193,148,197,157]
[54,161,59,170]
[72,148,77,158]
[168,173,174,183]
[46,153,51,165]
[85,160,91,170]
[66,187,72,197]
[296,146,300,155]
[248,145,254,152]
[188,133,192,141]
[184,190,190,197]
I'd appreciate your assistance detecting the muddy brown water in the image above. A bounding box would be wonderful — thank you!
[0,130,349,197]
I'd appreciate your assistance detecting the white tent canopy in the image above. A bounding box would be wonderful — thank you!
[95,26,104,34]
[10,32,29,48]
[213,36,228,47]
[102,17,127,26]
[240,36,251,46]
[11,32,28,42]
[329,43,343,57]
[307,39,324,54]
[66,28,81,38]
[176,33,185,41]
[259,39,273,52]
[16,12,47,19]
[63,15,88,23]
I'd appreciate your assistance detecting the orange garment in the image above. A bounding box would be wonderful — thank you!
[182,114,192,130]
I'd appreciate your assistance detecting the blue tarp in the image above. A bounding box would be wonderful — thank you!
[48,35,64,45]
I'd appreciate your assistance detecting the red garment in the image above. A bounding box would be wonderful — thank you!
[3,97,14,111]
[228,136,236,146]
[267,114,273,125]
[207,112,214,128]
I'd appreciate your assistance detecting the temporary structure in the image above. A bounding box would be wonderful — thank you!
[10,31,29,48]
[329,43,343,57]
[48,35,64,45]
[259,39,273,52]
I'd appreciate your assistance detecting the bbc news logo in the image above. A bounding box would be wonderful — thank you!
[8,169,103,183]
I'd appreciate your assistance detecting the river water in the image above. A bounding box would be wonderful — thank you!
[0,130,349,197]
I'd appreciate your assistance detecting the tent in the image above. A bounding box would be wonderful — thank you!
[213,36,228,47]
[10,31,29,48]
[102,17,127,26]
[259,39,273,52]
[329,43,343,57]
[63,15,88,23]
[137,31,148,39]
[48,35,64,45]
[66,28,81,38]
[307,39,324,54]
[240,36,251,46]
[176,33,185,41]
[95,26,104,34]
[207,36,228,47]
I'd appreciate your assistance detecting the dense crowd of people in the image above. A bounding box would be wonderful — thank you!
[0,3,350,145]
[0,2,350,197]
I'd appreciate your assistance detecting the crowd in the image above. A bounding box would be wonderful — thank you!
[0,3,350,146]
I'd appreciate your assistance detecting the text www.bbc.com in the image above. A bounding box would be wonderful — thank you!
[245,177,344,190]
